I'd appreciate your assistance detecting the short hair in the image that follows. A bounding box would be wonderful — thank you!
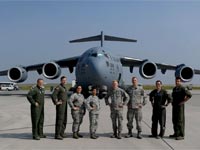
[112,80,118,83]
[37,78,43,83]
[156,80,162,85]
[176,77,182,81]
[132,76,137,80]
[91,86,97,91]
[60,76,67,81]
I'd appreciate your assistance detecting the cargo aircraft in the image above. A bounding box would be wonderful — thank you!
[0,32,199,97]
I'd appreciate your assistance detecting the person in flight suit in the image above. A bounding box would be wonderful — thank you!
[69,85,85,139]
[105,80,129,139]
[86,86,100,139]
[51,76,68,140]
[125,77,147,139]
[149,80,172,138]
[27,78,46,140]
[169,77,192,140]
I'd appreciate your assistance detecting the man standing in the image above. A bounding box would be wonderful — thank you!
[170,77,192,140]
[69,86,85,139]
[105,80,129,139]
[125,77,147,139]
[149,80,172,138]
[27,78,46,140]
[51,76,68,140]
[86,86,100,139]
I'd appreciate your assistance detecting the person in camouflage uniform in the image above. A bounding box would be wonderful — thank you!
[27,78,46,140]
[105,80,129,139]
[169,77,192,140]
[86,86,100,139]
[69,86,85,139]
[125,77,147,139]
[149,80,172,138]
[51,76,68,140]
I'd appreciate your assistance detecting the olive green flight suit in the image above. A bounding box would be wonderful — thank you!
[172,85,192,137]
[27,85,45,138]
[51,84,68,138]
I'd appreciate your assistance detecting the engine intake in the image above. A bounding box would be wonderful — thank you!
[175,65,194,82]
[42,62,61,79]
[139,60,157,79]
[8,67,28,83]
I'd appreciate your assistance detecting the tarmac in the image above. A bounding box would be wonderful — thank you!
[0,90,200,150]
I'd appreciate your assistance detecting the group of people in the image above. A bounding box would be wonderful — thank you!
[26,76,191,141]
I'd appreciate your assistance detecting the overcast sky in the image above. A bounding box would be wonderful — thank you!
[0,0,200,85]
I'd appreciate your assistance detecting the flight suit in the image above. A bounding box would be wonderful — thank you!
[172,86,191,138]
[149,89,172,137]
[106,87,129,139]
[69,93,85,138]
[27,85,45,139]
[51,84,68,138]
[126,85,147,138]
[86,95,100,139]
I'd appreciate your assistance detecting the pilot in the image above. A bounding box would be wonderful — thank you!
[169,77,192,140]
[149,80,172,138]
[86,86,100,139]
[51,76,68,140]
[105,80,129,139]
[69,85,86,139]
[125,77,147,139]
[27,78,46,140]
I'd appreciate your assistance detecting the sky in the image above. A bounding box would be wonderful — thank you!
[0,0,200,85]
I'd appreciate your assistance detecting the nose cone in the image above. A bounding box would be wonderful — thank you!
[76,56,107,87]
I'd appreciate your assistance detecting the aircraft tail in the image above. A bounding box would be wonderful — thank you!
[69,31,137,47]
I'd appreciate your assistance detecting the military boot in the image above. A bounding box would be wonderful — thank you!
[117,131,122,139]
[137,131,142,139]
[73,132,79,139]
[90,133,97,139]
[110,130,117,138]
[77,132,83,138]
[55,135,63,140]
[125,129,133,138]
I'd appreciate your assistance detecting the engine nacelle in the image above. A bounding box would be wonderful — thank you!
[8,67,28,83]
[175,65,194,82]
[139,60,157,79]
[42,62,61,79]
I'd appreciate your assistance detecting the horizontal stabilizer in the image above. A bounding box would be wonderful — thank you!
[69,31,137,47]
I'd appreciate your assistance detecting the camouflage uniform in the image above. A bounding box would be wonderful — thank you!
[86,95,100,138]
[171,85,191,138]
[69,93,85,138]
[51,84,68,139]
[106,87,129,139]
[27,85,45,139]
[126,85,147,138]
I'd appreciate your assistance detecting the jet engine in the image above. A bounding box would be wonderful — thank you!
[139,60,157,79]
[175,65,194,82]
[42,62,61,79]
[8,67,28,82]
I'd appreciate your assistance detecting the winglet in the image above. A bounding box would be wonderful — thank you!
[69,31,137,47]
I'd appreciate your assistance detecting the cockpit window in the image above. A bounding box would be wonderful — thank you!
[91,53,97,57]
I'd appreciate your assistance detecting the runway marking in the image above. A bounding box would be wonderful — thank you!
[142,120,175,150]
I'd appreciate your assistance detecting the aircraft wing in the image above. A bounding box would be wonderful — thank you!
[0,56,80,77]
[120,56,200,82]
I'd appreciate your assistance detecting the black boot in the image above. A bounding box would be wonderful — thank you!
[137,131,142,139]
[73,132,79,139]
[110,129,117,138]
[77,132,83,138]
[117,131,122,139]
[90,133,97,139]
[125,129,133,138]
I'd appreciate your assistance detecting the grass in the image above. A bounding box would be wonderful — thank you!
[17,83,200,91]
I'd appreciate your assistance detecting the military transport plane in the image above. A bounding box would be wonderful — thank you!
[0,31,200,97]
